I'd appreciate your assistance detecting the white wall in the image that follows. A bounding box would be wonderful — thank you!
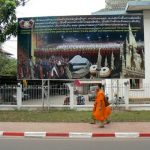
[143,10,150,83]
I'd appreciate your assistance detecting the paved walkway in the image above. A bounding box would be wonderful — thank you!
[0,122,150,138]
[1,122,150,132]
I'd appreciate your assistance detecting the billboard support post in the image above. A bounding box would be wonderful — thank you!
[42,80,49,109]
[17,82,22,110]
[124,81,129,110]
[47,80,50,111]
[66,83,74,109]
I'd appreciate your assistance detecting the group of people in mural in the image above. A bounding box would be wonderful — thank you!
[18,54,72,79]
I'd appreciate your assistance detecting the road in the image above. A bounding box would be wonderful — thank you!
[0,137,150,150]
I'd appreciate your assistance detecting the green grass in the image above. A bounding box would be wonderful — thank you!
[111,111,150,122]
[0,110,150,122]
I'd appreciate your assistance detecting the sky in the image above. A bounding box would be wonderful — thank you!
[2,0,105,58]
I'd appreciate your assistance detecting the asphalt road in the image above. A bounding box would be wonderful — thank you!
[0,138,150,150]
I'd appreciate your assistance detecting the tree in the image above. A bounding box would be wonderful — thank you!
[0,53,17,76]
[0,0,29,43]
[0,0,29,76]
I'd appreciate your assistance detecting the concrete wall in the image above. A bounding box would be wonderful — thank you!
[143,10,150,83]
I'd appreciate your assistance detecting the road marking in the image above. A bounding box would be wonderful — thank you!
[24,132,46,138]
[115,132,139,138]
[0,131,3,136]
[69,132,92,138]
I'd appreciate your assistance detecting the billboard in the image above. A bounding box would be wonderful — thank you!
[17,14,144,80]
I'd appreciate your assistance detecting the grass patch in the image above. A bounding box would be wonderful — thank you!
[111,110,150,122]
[0,110,150,122]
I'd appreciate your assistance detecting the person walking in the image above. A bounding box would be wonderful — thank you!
[92,83,111,128]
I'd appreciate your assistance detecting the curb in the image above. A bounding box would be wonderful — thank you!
[1,131,150,138]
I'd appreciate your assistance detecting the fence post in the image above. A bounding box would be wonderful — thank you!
[17,83,22,110]
[66,83,74,109]
[124,81,129,110]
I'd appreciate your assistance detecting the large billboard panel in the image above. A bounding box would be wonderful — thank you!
[17,14,144,80]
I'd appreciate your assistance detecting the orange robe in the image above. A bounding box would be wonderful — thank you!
[104,97,112,119]
[93,90,112,122]
[93,89,106,122]
[104,106,112,119]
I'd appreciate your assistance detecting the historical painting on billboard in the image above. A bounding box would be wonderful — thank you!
[17,14,144,80]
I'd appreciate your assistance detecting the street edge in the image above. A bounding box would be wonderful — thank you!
[1,131,150,138]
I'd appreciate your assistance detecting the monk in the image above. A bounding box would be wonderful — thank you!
[92,83,111,128]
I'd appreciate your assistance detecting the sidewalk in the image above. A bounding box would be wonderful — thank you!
[0,122,150,138]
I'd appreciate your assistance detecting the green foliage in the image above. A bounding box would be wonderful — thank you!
[0,53,17,76]
[0,0,28,43]
[0,0,27,75]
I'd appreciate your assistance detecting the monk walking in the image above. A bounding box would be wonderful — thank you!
[93,83,111,128]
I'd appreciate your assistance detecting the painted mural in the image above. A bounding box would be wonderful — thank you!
[17,14,144,80]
